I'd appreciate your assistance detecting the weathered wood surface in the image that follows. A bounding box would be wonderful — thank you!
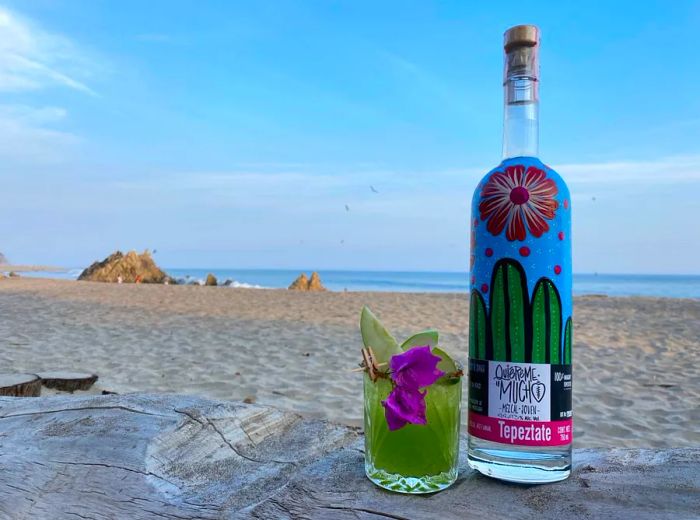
[0,394,697,519]
[0,374,41,396]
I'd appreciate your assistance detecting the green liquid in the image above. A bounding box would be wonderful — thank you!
[363,374,461,488]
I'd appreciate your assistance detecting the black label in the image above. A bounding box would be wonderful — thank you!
[468,359,489,415]
[550,364,573,420]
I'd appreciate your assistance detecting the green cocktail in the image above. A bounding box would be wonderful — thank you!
[359,306,462,494]
[364,373,461,493]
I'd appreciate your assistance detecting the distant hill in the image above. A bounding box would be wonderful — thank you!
[0,252,7,265]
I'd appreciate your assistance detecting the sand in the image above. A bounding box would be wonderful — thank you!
[0,277,698,449]
[0,264,67,273]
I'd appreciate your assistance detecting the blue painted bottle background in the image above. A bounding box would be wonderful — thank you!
[469,156,572,364]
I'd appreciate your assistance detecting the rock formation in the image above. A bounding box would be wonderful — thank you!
[78,250,170,284]
[307,271,327,291]
[205,273,218,286]
[288,273,309,290]
[288,272,327,291]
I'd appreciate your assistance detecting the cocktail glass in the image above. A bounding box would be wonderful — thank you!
[363,372,462,493]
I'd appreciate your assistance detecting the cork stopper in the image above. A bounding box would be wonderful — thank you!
[504,25,539,52]
[503,24,540,83]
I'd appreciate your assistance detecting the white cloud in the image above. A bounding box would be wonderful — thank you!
[0,103,67,123]
[0,104,79,163]
[0,7,98,164]
[0,6,97,95]
[103,153,700,211]
[555,155,700,185]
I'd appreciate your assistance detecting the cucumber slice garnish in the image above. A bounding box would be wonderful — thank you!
[360,306,401,370]
[400,330,439,351]
[432,346,462,384]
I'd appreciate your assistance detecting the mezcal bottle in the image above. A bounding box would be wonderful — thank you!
[467,25,573,483]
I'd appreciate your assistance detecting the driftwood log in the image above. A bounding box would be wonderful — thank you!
[36,371,98,392]
[0,373,41,396]
[0,394,697,519]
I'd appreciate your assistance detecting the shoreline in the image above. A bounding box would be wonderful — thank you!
[3,275,700,301]
[6,266,700,298]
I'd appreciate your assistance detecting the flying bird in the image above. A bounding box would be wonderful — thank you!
[345,204,350,212]
[370,185,379,193]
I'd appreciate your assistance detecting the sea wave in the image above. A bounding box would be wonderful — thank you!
[15,267,700,297]
[174,276,264,289]
[225,280,265,289]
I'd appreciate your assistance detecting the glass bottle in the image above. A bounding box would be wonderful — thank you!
[467,25,573,483]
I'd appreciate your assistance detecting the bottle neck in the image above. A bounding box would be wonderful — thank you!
[502,76,539,159]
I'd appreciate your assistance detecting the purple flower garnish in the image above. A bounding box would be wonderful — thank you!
[389,345,444,390]
[381,345,445,431]
[382,386,427,431]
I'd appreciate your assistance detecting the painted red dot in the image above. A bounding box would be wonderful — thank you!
[473,218,479,228]
[563,199,569,209]
[485,248,493,257]
[519,246,530,257]
[554,265,562,275]
[558,231,565,241]
[471,276,476,285]
[481,283,489,293]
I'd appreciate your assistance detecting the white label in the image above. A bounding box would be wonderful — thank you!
[488,361,551,421]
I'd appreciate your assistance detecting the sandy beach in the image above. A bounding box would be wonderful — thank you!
[0,277,698,449]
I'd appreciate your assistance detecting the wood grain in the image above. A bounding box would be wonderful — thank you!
[0,394,697,519]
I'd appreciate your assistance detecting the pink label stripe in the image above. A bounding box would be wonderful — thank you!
[469,413,572,446]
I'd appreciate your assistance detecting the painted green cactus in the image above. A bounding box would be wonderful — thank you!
[468,258,572,365]
[563,317,573,364]
[469,291,487,360]
[489,260,528,363]
[531,278,562,364]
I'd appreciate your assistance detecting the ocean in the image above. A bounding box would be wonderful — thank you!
[20,268,700,298]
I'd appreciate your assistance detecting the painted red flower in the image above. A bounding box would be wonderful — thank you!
[479,165,558,241]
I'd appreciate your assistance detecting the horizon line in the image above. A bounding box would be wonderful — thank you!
[14,265,699,278]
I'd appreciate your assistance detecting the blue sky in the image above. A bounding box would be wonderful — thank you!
[1,0,699,273]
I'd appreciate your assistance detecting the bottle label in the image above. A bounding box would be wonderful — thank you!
[469,359,572,445]
[468,157,572,446]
